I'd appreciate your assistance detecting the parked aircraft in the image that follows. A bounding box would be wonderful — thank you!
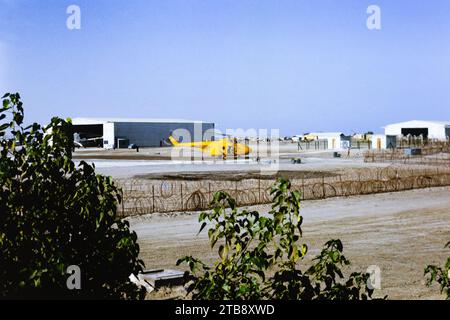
[73,133,103,148]
[168,135,251,158]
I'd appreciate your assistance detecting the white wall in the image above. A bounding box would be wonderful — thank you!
[103,122,115,149]
[428,124,447,140]
[314,136,343,149]
[371,134,386,150]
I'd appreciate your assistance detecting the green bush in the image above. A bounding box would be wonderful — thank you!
[0,93,145,299]
[425,242,450,300]
[178,178,374,300]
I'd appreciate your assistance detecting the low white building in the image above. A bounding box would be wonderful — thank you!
[384,120,450,140]
[370,134,387,150]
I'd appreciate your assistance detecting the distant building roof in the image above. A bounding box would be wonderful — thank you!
[71,117,214,125]
[383,120,450,128]
[307,132,345,137]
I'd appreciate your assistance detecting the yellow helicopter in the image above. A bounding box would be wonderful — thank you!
[168,135,251,158]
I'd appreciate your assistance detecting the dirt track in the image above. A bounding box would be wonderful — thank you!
[128,186,450,300]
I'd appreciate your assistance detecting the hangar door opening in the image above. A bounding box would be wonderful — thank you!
[401,128,428,138]
[72,124,104,147]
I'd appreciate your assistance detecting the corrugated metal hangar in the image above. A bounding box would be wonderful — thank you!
[384,120,450,140]
[71,118,215,149]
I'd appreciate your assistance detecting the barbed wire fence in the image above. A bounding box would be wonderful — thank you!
[364,142,450,166]
[116,166,450,217]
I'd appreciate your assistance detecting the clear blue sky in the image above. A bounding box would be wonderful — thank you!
[1,0,450,135]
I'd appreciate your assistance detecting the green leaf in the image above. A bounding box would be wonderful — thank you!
[198,222,207,235]
[0,92,145,300]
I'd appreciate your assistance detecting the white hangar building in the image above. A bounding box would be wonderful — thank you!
[71,118,215,149]
[384,120,450,140]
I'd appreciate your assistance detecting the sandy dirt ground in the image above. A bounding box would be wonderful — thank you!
[128,186,450,300]
[77,145,449,299]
